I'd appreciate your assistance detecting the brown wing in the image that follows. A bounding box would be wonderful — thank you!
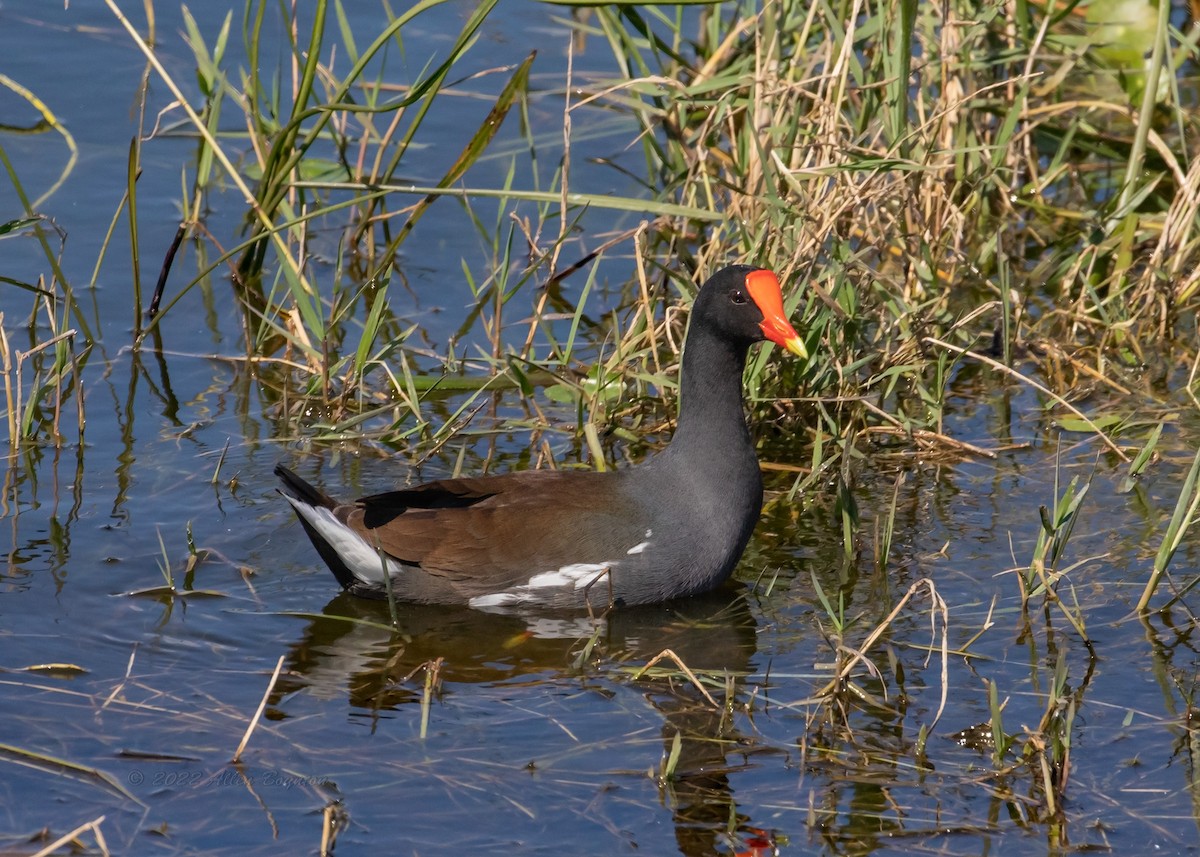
[335,469,644,596]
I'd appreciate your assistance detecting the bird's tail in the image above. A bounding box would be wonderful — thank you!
[275,464,336,509]
[275,464,369,593]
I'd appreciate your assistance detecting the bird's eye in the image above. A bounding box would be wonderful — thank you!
[730,289,747,305]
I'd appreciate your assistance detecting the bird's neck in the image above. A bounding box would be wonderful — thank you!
[667,324,754,460]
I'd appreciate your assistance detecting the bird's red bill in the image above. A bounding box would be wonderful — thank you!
[746,269,807,358]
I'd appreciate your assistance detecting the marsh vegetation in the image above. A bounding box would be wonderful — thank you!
[2,0,1200,853]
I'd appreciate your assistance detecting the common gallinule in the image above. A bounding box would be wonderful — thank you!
[276,265,805,610]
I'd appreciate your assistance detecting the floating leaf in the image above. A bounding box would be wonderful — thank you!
[124,586,226,598]
[1055,414,1124,433]
[0,216,39,236]
[18,663,88,677]
[0,742,143,805]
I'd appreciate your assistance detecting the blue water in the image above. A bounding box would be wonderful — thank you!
[2,2,1199,856]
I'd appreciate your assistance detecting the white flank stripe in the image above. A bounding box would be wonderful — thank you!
[625,541,650,556]
[527,562,610,589]
[470,561,617,608]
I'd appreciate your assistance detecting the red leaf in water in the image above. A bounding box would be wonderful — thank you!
[735,827,776,857]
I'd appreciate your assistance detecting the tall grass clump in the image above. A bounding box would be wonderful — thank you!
[0,0,1188,514]
[6,1,1196,453]
[1,64,89,452]
[0,232,88,450]
[108,0,537,435]
[553,0,1197,427]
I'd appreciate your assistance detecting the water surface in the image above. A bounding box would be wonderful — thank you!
[1,3,1198,856]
